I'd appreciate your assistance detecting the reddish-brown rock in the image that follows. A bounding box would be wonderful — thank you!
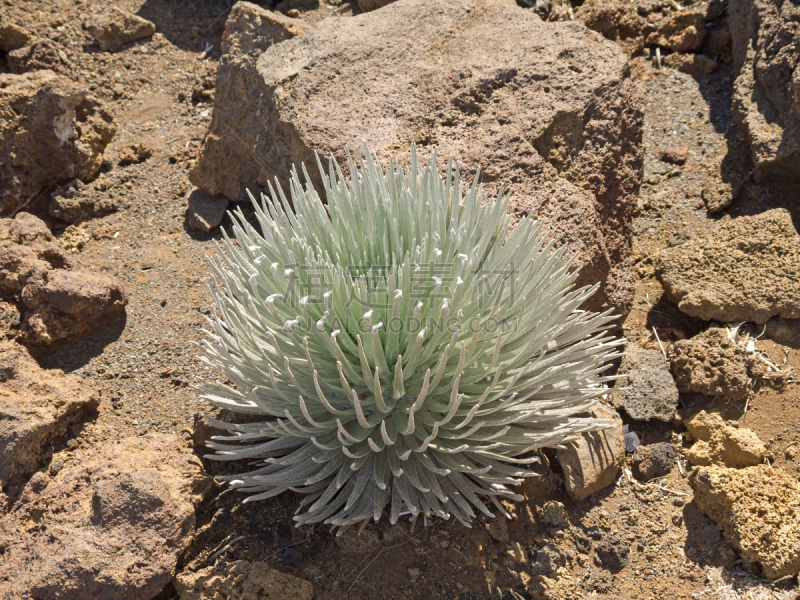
[82,8,156,52]
[0,212,127,344]
[0,433,215,600]
[191,0,644,316]
[0,71,116,216]
[7,39,65,74]
[729,0,800,183]
[577,0,705,56]
[0,339,98,497]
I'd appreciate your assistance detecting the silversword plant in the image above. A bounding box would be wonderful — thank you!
[199,144,620,531]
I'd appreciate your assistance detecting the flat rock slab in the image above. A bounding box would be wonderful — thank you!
[0,71,116,216]
[690,465,800,579]
[556,403,625,500]
[0,212,127,345]
[191,0,644,316]
[0,339,98,497]
[0,433,215,600]
[656,209,800,324]
[612,343,678,422]
[174,561,315,600]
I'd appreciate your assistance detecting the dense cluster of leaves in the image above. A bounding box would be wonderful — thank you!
[199,145,620,530]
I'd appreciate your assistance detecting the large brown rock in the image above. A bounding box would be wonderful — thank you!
[191,0,644,316]
[0,212,127,344]
[0,70,116,216]
[690,465,800,579]
[0,433,215,600]
[656,209,800,324]
[729,0,800,183]
[189,2,310,205]
[82,8,156,52]
[0,339,98,498]
[556,403,625,500]
[174,561,315,600]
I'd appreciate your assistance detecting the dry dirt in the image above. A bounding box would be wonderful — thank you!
[3,0,800,599]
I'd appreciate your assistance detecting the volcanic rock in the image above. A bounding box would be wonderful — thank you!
[612,343,679,422]
[685,410,765,468]
[632,442,677,480]
[690,465,800,579]
[556,403,625,500]
[729,0,800,183]
[0,70,116,216]
[0,339,98,497]
[7,39,64,74]
[190,0,644,316]
[0,212,127,344]
[669,328,750,400]
[656,209,800,324]
[0,433,215,600]
[174,561,314,600]
[83,8,156,52]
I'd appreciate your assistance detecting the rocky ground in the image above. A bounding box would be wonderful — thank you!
[1,0,799,599]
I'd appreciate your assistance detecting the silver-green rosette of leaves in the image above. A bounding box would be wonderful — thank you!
[198,144,621,531]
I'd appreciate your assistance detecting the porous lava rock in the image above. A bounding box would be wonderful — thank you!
[656,209,800,324]
[685,410,765,468]
[0,433,215,600]
[0,212,127,344]
[690,465,800,579]
[0,70,116,216]
[729,0,800,183]
[190,0,644,316]
[669,328,750,400]
[576,0,705,56]
[611,343,679,422]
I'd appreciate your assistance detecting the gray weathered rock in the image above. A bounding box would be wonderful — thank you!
[632,442,677,480]
[656,209,800,323]
[0,433,215,600]
[612,343,679,422]
[0,71,116,216]
[556,403,625,500]
[83,8,156,52]
[174,561,314,600]
[186,188,229,232]
[190,0,644,316]
[729,0,800,183]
